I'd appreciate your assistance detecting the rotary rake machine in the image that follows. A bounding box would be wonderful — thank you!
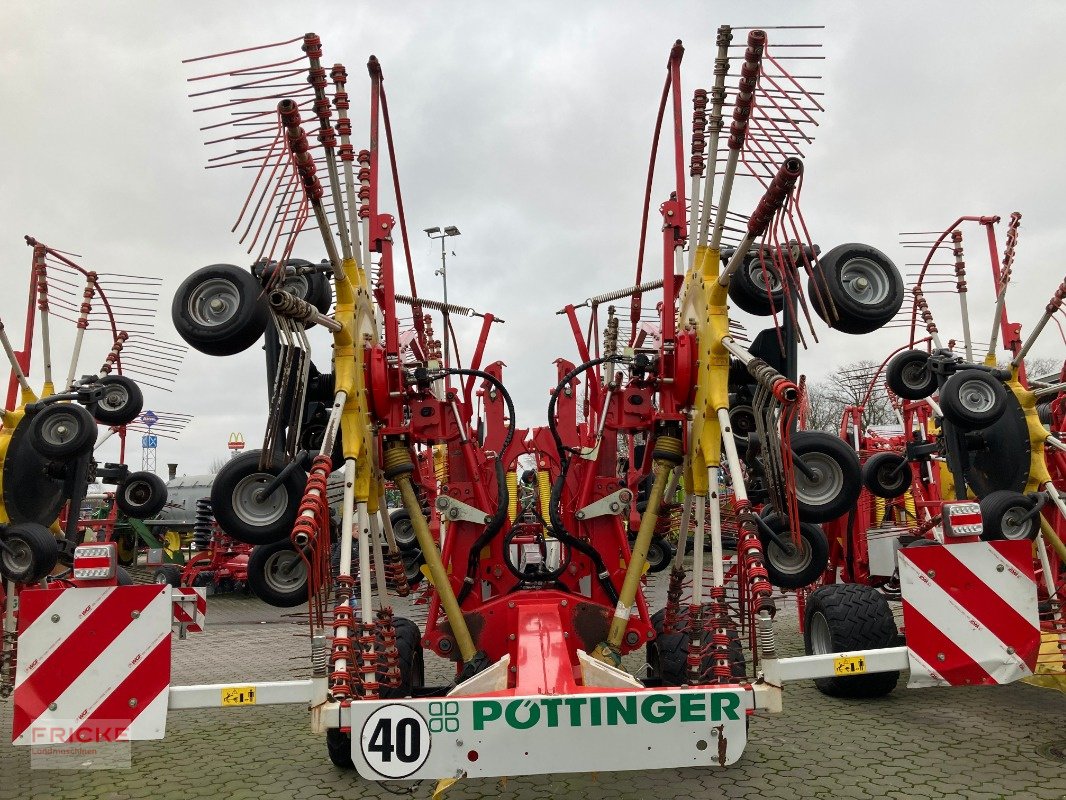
[6,24,1046,788]
[0,239,174,697]
[812,213,1066,689]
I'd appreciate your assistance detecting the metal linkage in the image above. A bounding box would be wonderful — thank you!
[1014,274,1066,368]
[709,29,766,251]
[987,211,1021,361]
[950,229,974,362]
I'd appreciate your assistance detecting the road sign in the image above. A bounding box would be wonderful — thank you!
[141,410,159,427]
[142,435,158,448]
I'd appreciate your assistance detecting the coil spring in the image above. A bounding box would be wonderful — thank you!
[587,278,664,308]
[756,611,777,659]
[685,603,705,685]
[663,568,685,634]
[311,633,329,678]
[193,497,214,551]
[357,622,380,699]
[384,550,410,598]
[376,608,400,689]
[736,508,774,610]
[604,306,620,358]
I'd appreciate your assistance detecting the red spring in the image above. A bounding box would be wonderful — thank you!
[376,608,400,688]
[302,33,323,60]
[308,66,328,92]
[685,603,705,684]
[358,622,380,699]
[736,511,773,609]
[663,567,685,634]
[384,550,410,597]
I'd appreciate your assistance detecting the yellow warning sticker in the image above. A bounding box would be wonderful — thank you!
[221,686,257,706]
[834,656,867,676]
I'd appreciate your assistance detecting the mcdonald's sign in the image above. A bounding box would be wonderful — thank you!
[228,432,246,451]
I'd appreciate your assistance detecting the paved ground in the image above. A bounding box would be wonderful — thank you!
[3,573,1065,800]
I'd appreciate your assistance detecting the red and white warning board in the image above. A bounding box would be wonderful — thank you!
[172,587,207,632]
[899,540,1040,688]
[12,585,172,745]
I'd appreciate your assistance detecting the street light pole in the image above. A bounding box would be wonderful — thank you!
[424,225,461,369]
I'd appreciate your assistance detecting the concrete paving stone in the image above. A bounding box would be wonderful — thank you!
[5,574,1066,799]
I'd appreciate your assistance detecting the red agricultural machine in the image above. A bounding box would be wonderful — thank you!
[0,240,173,696]
[6,24,1047,790]
[813,214,1066,687]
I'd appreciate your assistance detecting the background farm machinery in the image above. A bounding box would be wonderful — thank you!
[0,240,173,696]
[5,22,1052,788]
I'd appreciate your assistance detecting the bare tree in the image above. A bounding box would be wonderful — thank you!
[208,456,229,474]
[803,359,896,432]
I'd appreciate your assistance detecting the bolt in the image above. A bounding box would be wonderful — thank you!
[456,739,463,747]
[483,515,492,524]
[563,632,569,638]
[50,614,60,623]
[625,631,640,646]
[448,508,460,520]
[131,610,140,620]
[560,599,568,607]
[508,601,515,609]
[926,570,936,579]
[937,653,945,662]
[509,633,516,641]
[854,276,869,291]
[609,503,620,513]
[210,298,225,311]
[576,511,586,520]
[1007,646,1015,655]
[128,698,138,708]
[49,702,58,711]
[647,630,655,639]
[996,563,1005,573]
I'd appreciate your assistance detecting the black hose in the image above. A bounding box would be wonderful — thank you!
[443,368,516,604]
[547,356,627,463]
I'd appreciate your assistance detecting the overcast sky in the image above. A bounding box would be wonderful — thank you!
[3,1,1065,477]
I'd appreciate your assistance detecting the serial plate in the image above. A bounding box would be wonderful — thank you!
[349,687,753,780]
[834,656,867,676]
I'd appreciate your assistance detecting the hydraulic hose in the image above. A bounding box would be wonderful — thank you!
[443,368,515,605]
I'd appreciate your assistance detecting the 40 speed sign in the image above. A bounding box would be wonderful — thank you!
[351,686,754,779]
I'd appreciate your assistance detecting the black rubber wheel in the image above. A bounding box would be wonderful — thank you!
[757,513,830,589]
[808,243,903,334]
[388,509,418,552]
[862,452,911,499]
[979,490,1040,541]
[0,522,59,583]
[87,375,143,426]
[646,608,745,685]
[728,403,758,453]
[246,540,308,607]
[327,617,424,769]
[646,536,675,573]
[791,431,861,522]
[172,264,270,357]
[116,566,134,586]
[28,403,96,458]
[885,349,937,400]
[117,471,168,519]
[211,450,306,545]
[939,369,1008,431]
[727,253,785,316]
[152,564,182,587]
[803,583,899,698]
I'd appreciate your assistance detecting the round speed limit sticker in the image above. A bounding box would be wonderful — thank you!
[359,704,431,778]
